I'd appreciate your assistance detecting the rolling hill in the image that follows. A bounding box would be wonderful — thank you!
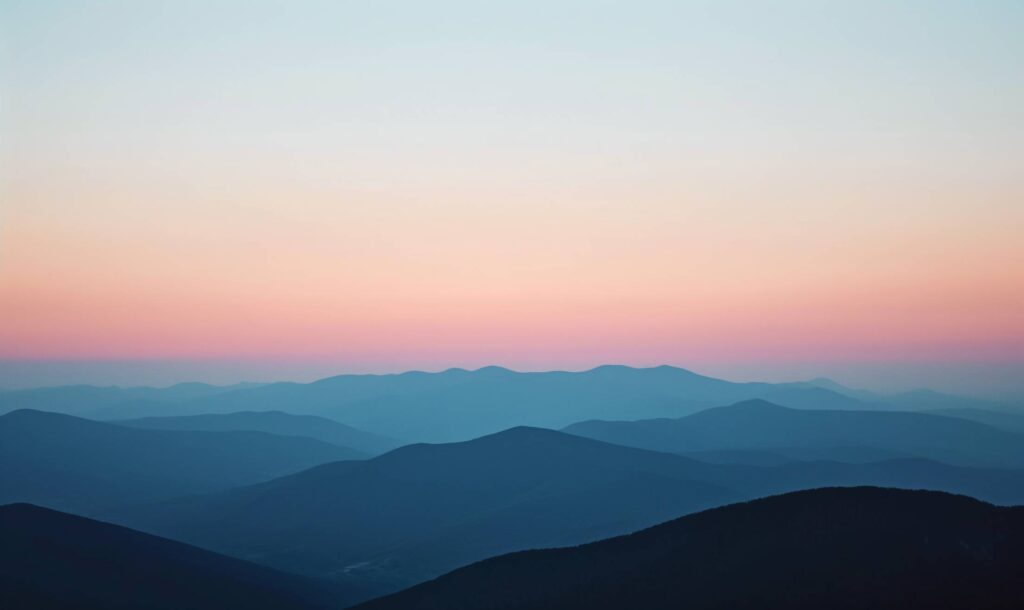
[111,426,1024,598]
[564,399,1024,468]
[109,427,744,594]
[0,503,360,610]
[117,411,402,455]
[0,409,364,515]
[355,487,1024,610]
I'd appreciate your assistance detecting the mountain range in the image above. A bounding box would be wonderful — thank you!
[3,366,1018,442]
[109,422,1024,599]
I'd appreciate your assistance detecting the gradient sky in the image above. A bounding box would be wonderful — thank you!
[1,1,1022,394]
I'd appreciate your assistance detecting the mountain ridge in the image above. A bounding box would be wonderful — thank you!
[0,502,364,609]
[0,409,364,514]
[565,399,1024,468]
[110,424,1024,597]
[355,486,1024,610]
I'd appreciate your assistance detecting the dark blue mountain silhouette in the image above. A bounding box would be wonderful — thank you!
[0,502,363,609]
[355,487,1024,610]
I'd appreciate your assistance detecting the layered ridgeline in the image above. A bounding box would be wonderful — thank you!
[355,487,1024,610]
[927,407,1024,436]
[0,503,365,610]
[3,366,1017,442]
[117,411,403,455]
[110,426,1024,600]
[0,382,263,419]
[565,399,1024,468]
[0,409,366,515]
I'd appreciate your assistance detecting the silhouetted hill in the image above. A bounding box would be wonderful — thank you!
[356,487,1024,610]
[565,399,1024,468]
[117,411,402,455]
[0,409,364,514]
[111,426,1024,597]
[0,503,359,610]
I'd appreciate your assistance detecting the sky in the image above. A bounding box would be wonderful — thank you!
[1,1,1022,395]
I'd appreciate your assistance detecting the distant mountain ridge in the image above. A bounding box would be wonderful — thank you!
[2,366,1014,442]
[355,487,1024,610]
[0,382,265,419]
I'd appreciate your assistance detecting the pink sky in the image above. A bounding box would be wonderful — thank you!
[1,1,1021,390]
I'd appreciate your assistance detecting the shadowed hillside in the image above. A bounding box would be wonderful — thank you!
[356,487,1024,610]
[0,503,360,610]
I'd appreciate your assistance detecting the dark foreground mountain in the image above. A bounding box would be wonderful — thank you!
[357,487,1024,610]
[0,503,359,610]
[112,426,1024,598]
[117,411,403,455]
[0,409,364,514]
[565,399,1024,468]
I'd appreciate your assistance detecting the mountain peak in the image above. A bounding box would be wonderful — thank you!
[722,398,790,411]
[474,365,514,374]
